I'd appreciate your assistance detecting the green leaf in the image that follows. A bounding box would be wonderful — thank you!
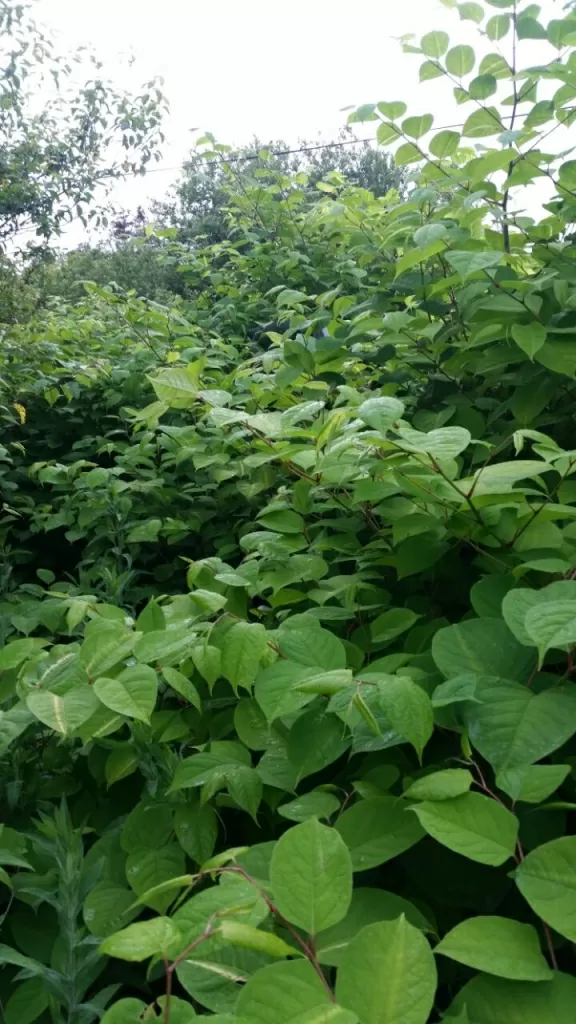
[377,102,408,120]
[221,622,269,694]
[278,628,346,670]
[419,61,444,82]
[496,765,571,804]
[83,882,139,937]
[378,676,433,760]
[429,130,460,157]
[278,791,341,823]
[26,686,99,736]
[468,73,497,99]
[171,745,251,792]
[445,250,502,279]
[335,797,424,870]
[0,638,45,671]
[446,45,475,76]
[420,31,449,57]
[126,518,162,543]
[370,608,419,644]
[218,920,299,958]
[150,365,201,407]
[462,459,551,496]
[336,917,437,1024]
[94,664,158,723]
[175,802,218,863]
[450,974,576,1023]
[435,915,552,981]
[163,666,201,708]
[121,800,174,852]
[3,980,49,1024]
[458,3,484,23]
[100,917,181,961]
[486,13,510,39]
[465,678,576,770]
[133,627,193,667]
[316,889,432,967]
[101,1000,147,1024]
[125,845,186,912]
[462,107,504,137]
[411,793,518,866]
[190,645,221,689]
[516,836,576,942]
[404,769,473,801]
[512,323,547,360]
[377,122,403,145]
[402,115,434,140]
[287,707,350,781]
[226,765,263,820]
[270,819,352,933]
[432,619,535,681]
[255,661,317,722]
[524,600,576,666]
[257,510,305,534]
[395,143,422,166]
[236,960,333,1024]
[357,396,404,433]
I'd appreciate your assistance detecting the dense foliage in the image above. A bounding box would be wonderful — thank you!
[3,0,576,1021]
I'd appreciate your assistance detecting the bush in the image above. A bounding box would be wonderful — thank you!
[1,1,576,1021]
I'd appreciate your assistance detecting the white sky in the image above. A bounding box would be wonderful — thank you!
[34,0,567,245]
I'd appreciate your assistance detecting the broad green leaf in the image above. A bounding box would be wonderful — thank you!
[218,920,299,958]
[258,510,305,534]
[163,665,201,708]
[236,960,332,1024]
[459,2,484,22]
[171,744,251,792]
[226,765,262,820]
[524,599,576,666]
[420,31,449,57]
[316,889,432,967]
[463,459,552,496]
[396,425,471,459]
[432,619,535,681]
[26,686,99,736]
[335,797,424,870]
[429,130,460,157]
[377,101,408,119]
[234,698,271,749]
[445,250,502,279]
[102,1001,147,1024]
[516,836,576,942]
[465,678,576,770]
[278,628,346,670]
[402,115,434,140]
[278,791,341,823]
[269,819,352,933]
[0,638,46,671]
[435,916,552,980]
[133,627,193,667]
[420,61,444,82]
[190,644,221,689]
[94,664,158,723]
[336,917,437,1024]
[83,882,138,937]
[357,396,404,433]
[486,13,510,39]
[411,793,518,866]
[395,143,422,166]
[287,707,350,781]
[100,917,181,961]
[447,972,576,1024]
[468,73,497,98]
[80,624,137,677]
[175,802,218,863]
[3,979,49,1024]
[404,769,473,801]
[255,661,317,722]
[121,800,174,852]
[496,765,571,804]
[378,676,433,760]
[445,45,475,76]
[371,608,419,644]
[221,621,269,694]
[462,107,504,137]
[125,845,186,912]
[512,323,546,360]
[431,674,481,707]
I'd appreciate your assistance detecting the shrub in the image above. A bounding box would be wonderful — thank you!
[2,1,576,1021]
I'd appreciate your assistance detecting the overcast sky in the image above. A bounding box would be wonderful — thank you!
[36,0,565,244]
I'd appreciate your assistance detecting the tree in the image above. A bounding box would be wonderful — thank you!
[153,128,405,244]
[0,0,166,251]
